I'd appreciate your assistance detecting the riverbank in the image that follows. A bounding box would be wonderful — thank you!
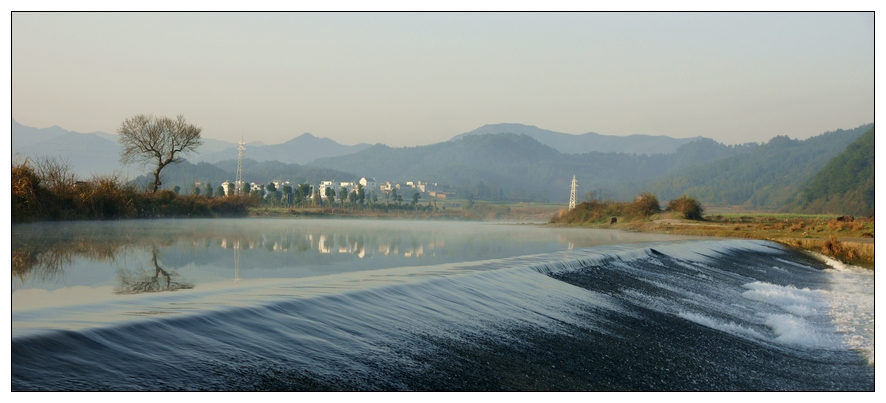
[248,205,874,268]
[552,213,874,269]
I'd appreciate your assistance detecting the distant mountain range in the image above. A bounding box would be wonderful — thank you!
[187,133,373,165]
[11,118,138,179]
[12,119,704,179]
[10,119,371,178]
[13,118,872,213]
[451,123,703,155]
[309,134,757,202]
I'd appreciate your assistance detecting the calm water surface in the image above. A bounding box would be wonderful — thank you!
[11,218,874,390]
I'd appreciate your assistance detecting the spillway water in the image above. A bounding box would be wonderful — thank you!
[11,219,874,391]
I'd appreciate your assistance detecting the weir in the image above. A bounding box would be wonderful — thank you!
[11,220,873,391]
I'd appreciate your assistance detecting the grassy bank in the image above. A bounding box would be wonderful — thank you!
[622,215,872,268]
[552,203,874,269]
[12,160,258,222]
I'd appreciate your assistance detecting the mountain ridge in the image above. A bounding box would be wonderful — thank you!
[790,126,874,216]
[451,123,704,155]
[631,123,874,210]
[182,132,373,165]
[310,132,755,202]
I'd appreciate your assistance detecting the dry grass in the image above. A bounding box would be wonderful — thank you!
[12,159,259,222]
[551,194,663,225]
[556,211,874,269]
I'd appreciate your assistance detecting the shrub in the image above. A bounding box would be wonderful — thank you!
[12,158,260,221]
[666,195,704,220]
[12,161,43,222]
[628,193,661,218]
[552,192,665,224]
[827,219,845,232]
[821,235,845,257]
[550,200,621,224]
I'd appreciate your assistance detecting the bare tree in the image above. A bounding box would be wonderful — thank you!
[118,114,203,192]
[32,156,76,193]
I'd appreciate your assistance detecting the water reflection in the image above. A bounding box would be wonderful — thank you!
[12,219,697,292]
[115,246,194,294]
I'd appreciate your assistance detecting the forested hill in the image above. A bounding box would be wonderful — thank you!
[310,133,755,202]
[628,123,873,210]
[790,126,874,216]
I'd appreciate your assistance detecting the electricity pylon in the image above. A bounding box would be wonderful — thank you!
[569,175,577,210]
[235,136,245,194]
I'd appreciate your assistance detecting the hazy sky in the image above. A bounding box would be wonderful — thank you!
[11,12,874,147]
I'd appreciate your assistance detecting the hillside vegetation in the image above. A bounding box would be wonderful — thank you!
[791,126,874,216]
[310,133,755,202]
[627,124,872,209]
[125,123,873,215]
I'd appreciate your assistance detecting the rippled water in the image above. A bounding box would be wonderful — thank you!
[11,219,874,390]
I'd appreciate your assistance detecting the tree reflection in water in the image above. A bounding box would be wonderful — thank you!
[13,219,671,293]
[115,246,194,294]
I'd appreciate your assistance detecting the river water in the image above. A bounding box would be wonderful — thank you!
[11,218,874,391]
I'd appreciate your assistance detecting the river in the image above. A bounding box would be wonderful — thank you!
[11,218,874,390]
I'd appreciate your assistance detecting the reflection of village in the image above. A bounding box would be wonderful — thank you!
[218,233,446,259]
[13,220,635,290]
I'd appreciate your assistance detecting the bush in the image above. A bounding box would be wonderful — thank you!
[667,195,704,220]
[627,193,661,217]
[12,161,44,222]
[551,192,662,224]
[12,159,259,221]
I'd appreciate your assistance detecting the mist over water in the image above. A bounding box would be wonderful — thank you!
[12,219,873,390]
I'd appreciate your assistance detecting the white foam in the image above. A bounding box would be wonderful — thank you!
[741,282,827,317]
[763,313,839,349]
[678,311,766,341]
[814,254,875,365]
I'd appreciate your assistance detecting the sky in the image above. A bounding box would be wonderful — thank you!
[10,12,875,147]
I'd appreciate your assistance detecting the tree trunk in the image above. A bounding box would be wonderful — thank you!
[152,168,162,193]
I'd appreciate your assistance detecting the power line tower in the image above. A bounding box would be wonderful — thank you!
[235,136,246,195]
[568,175,577,210]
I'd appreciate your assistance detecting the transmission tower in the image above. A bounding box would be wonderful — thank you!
[235,136,246,195]
[568,175,577,210]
